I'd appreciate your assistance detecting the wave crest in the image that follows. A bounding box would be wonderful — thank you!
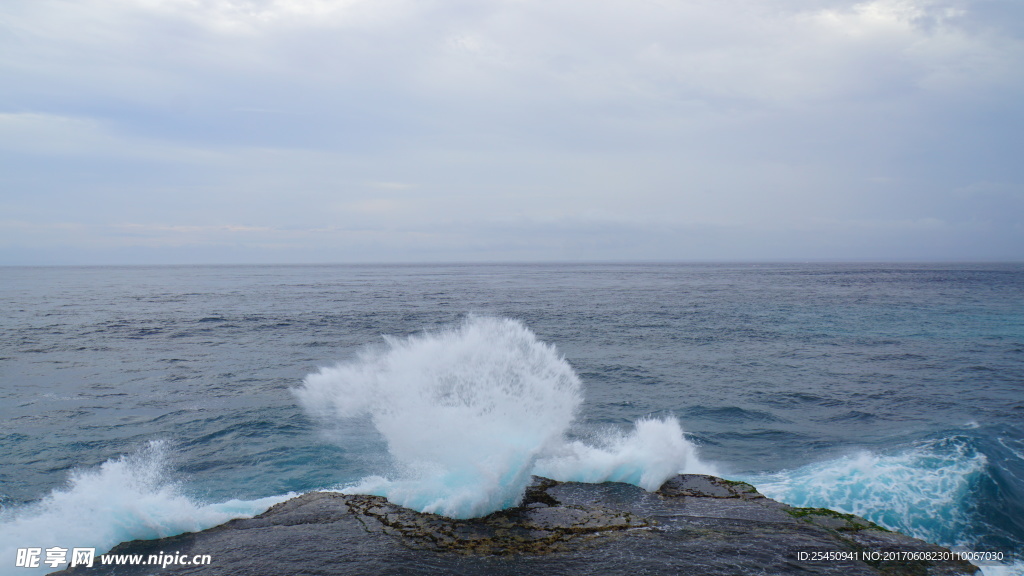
[295,316,712,518]
[0,442,290,574]
[747,436,988,546]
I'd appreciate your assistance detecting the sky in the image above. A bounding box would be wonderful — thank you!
[1,0,1022,264]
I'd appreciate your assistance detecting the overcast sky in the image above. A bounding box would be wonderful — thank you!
[1,0,1022,264]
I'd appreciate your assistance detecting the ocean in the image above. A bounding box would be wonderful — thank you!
[1,263,1022,574]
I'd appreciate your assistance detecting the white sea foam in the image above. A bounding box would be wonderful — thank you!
[295,316,712,518]
[978,559,1024,576]
[746,437,988,547]
[0,442,291,576]
[536,416,717,489]
[999,437,1024,462]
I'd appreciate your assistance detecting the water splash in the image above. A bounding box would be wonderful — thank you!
[745,436,988,546]
[536,416,717,489]
[978,559,1024,576]
[0,442,291,576]
[295,316,712,518]
[296,317,582,518]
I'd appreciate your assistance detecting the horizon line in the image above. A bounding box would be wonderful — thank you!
[3,259,1023,268]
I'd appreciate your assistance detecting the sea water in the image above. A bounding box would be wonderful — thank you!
[1,263,1021,574]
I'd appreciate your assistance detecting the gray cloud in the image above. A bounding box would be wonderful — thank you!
[1,0,1022,263]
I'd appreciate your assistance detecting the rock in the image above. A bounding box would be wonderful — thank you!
[51,475,979,576]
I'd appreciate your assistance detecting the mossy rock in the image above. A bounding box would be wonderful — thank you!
[785,506,891,532]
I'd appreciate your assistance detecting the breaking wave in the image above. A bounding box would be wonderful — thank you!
[295,316,713,519]
[744,434,1024,575]
[749,437,987,544]
[0,442,291,576]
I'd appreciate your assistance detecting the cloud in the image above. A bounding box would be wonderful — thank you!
[0,0,1022,263]
[7,0,1019,112]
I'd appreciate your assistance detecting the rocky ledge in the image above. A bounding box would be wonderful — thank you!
[54,475,979,575]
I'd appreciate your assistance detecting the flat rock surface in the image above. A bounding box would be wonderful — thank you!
[53,475,979,576]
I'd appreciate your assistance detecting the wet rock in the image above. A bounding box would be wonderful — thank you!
[52,475,980,576]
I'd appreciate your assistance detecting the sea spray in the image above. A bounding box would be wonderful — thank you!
[746,436,988,547]
[536,416,717,489]
[295,316,713,518]
[296,317,582,518]
[0,442,290,576]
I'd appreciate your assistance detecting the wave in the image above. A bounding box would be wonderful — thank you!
[535,416,717,489]
[0,442,291,576]
[979,561,1024,576]
[747,437,987,544]
[295,316,713,519]
[742,433,1024,575]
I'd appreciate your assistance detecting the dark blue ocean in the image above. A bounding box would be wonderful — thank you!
[1,263,1022,574]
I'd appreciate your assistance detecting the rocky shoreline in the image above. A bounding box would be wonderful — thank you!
[53,474,979,575]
